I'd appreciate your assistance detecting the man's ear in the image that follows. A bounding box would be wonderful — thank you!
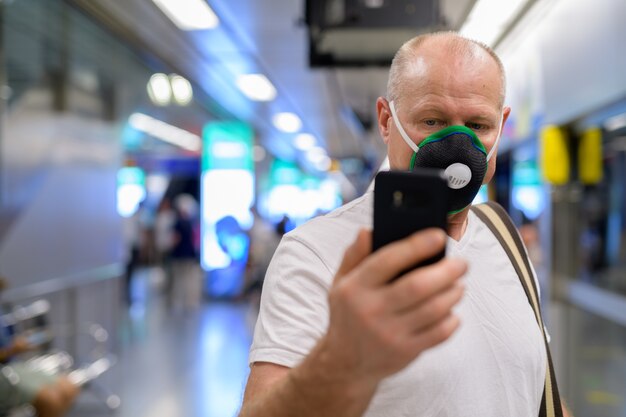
[501,106,512,130]
[376,97,393,145]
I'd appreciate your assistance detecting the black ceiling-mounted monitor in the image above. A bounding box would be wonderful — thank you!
[305,0,442,67]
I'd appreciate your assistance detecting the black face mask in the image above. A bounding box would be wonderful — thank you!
[389,101,501,214]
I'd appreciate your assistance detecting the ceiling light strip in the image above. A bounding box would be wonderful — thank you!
[236,74,277,102]
[151,0,219,31]
[129,113,201,152]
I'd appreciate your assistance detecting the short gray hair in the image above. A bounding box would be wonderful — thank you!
[387,31,506,108]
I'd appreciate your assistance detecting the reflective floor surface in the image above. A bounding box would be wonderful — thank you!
[559,304,626,417]
[68,267,257,417]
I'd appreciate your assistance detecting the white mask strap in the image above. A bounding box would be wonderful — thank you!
[389,100,419,153]
[486,112,505,161]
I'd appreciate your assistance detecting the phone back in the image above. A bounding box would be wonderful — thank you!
[373,169,449,264]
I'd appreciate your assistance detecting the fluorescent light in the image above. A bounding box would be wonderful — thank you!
[147,73,171,106]
[129,113,201,152]
[294,133,317,151]
[152,0,219,30]
[170,74,193,105]
[313,155,331,171]
[460,0,527,46]
[307,146,327,158]
[147,73,193,106]
[236,74,276,102]
[307,146,331,171]
[273,112,302,133]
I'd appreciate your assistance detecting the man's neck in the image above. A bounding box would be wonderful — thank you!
[447,208,470,241]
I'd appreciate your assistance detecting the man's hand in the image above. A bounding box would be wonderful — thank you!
[240,228,467,417]
[315,228,467,385]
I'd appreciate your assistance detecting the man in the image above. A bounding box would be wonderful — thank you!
[170,194,202,311]
[239,32,567,416]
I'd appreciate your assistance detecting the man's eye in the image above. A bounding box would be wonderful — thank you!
[466,122,484,130]
[424,120,438,126]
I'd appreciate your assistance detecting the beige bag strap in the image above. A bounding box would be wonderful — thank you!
[471,202,563,417]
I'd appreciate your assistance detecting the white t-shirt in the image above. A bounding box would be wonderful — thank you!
[250,191,546,417]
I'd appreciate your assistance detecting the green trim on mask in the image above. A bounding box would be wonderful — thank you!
[447,205,470,215]
[408,126,489,213]
[417,125,487,155]
[409,152,418,170]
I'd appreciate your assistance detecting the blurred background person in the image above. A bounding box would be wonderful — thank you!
[122,200,147,306]
[170,194,201,312]
[275,215,294,236]
[242,208,282,303]
[154,197,176,307]
[519,215,543,269]
[210,215,251,300]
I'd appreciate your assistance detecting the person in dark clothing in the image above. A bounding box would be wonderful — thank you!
[170,194,201,312]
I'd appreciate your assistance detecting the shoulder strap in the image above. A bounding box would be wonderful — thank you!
[470,202,563,417]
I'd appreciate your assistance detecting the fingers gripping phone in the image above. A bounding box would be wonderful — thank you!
[373,169,449,280]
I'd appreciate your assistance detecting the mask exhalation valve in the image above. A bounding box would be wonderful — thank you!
[444,163,472,189]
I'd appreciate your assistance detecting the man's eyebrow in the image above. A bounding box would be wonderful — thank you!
[410,108,497,122]
[468,115,496,122]
[409,105,446,115]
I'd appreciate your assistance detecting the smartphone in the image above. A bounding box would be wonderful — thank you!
[373,169,449,279]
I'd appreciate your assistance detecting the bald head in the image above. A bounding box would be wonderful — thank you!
[387,32,506,109]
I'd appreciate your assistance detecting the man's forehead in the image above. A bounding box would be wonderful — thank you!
[419,34,491,58]
[408,38,496,75]
[398,39,503,107]
[404,56,429,80]
[402,58,496,90]
[406,96,501,119]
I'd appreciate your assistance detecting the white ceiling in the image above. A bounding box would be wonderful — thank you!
[71,0,477,168]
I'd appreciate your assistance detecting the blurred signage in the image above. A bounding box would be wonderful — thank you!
[117,167,146,217]
[578,127,603,185]
[269,159,301,186]
[117,166,145,186]
[202,122,253,171]
[513,160,541,187]
[540,125,570,185]
[512,160,545,220]
[201,121,255,298]
[132,155,200,176]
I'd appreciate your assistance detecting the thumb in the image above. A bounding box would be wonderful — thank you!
[334,228,372,283]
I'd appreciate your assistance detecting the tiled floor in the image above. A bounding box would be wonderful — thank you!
[67,268,626,417]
